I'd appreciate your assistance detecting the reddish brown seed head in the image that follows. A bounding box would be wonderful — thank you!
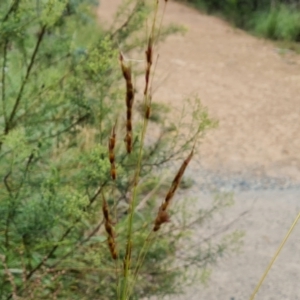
[109,131,116,152]
[108,236,117,260]
[110,165,116,180]
[102,196,110,221]
[108,123,117,179]
[153,208,170,232]
[120,53,132,85]
[126,114,132,132]
[109,151,115,163]
[146,36,153,65]
[124,132,132,154]
[153,148,194,232]
[105,222,114,238]
[102,194,117,259]
[145,105,151,119]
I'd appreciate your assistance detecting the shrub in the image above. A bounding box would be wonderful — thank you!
[253,5,300,41]
[0,0,241,299]
[183,0,300,42]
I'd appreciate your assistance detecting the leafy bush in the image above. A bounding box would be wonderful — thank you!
[183,0,300,42]
[0,0,241,299]
[253,5,300,41]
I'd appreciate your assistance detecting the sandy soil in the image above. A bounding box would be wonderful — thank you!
[167,189,300,300]
[98,0,300,179]
[97,1,300,299]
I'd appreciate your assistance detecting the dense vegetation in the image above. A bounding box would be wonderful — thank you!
[0,0,241,299]
[184,0,300,42]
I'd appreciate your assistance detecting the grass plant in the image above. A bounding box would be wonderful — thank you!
[0,1,241,299]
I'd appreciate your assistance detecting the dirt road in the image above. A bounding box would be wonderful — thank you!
[98,0,300,180]
[97,1,300,299]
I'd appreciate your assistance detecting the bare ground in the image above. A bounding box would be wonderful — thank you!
[97,1,300,299]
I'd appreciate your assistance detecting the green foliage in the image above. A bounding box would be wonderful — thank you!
[253,5,300,41]
[0,0,241,299]
[183,0,300,42]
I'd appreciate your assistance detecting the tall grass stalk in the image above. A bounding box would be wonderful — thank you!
[111,0,200,298]
[121,1,163,298]
[249,211,300,300]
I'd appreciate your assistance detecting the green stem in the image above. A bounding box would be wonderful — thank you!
[121,1,168,298]
[1,40,8,128]
[122,115,150,299]
[2,0,20,22]
[5,25,46,135]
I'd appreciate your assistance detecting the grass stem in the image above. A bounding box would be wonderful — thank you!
[249,210,300,300]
